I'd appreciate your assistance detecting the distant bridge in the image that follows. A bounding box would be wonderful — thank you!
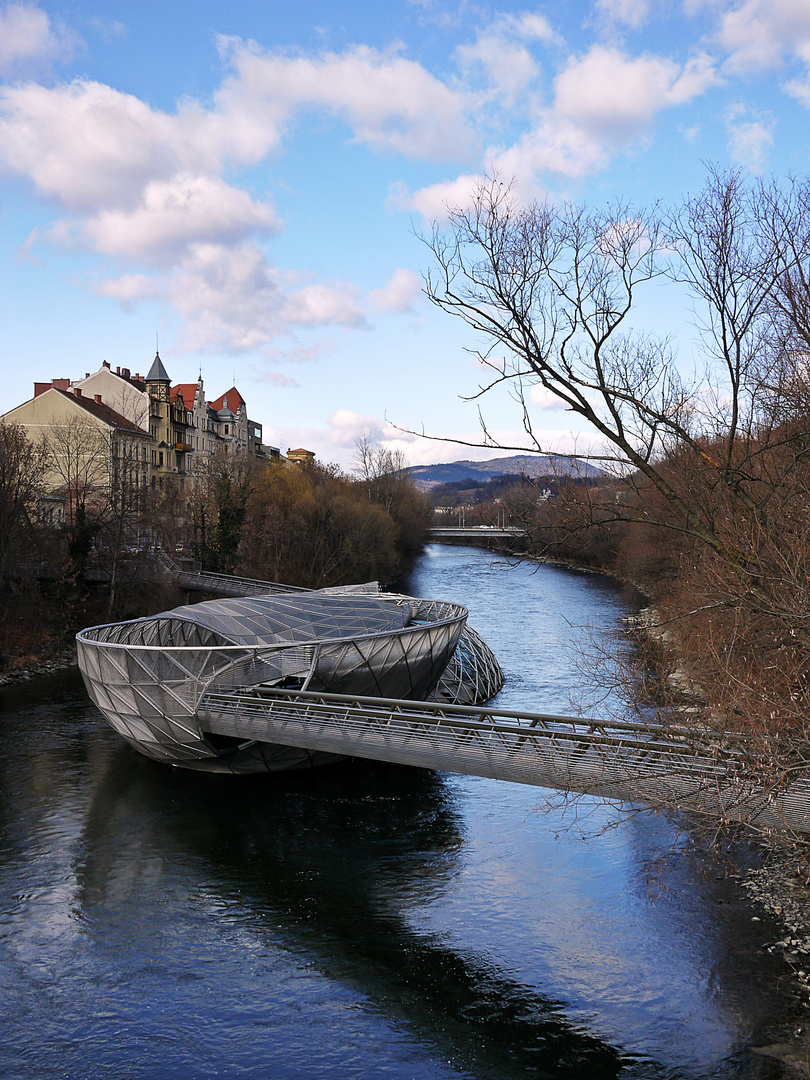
[428,525,526,542]
[147,555,810,834]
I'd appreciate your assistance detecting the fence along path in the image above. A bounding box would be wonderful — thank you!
[164,555,810,835]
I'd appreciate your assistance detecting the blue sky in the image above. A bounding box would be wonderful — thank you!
[1,0,809,467]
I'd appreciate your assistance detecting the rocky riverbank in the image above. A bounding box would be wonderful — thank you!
[741,855,810,1074]
[0,649,78,686]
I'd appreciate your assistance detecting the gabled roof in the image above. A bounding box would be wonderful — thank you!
[51,387,149,436]
[116,371,146,390]
[171,383,199,408]
[146,351,170,383]
[209,387,246,412]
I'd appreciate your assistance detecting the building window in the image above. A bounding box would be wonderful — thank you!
[158,451,163,467]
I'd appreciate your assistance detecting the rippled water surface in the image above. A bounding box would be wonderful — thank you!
[0,545,796,1078]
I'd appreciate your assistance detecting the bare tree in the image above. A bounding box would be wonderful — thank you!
[354,430,409,512]
[426,170,810,832]
[44,412,111,578]
[425,170,810,586]
[189,447,256,574]
[0,422,48,602]
[44,407,149,608]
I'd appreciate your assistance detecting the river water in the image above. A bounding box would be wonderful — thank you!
[0,544,797,1079]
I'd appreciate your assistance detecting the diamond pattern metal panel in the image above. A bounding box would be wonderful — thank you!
[77,590,469,767]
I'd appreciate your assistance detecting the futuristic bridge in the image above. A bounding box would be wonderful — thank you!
[76,565,810,835]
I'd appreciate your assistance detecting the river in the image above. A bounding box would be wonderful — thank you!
[0,544,798,1079]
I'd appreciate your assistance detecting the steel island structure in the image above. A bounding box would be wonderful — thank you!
[76,585,505,773]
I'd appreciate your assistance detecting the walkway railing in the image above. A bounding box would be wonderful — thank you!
[160,552,378,598]
[198,686,810,835]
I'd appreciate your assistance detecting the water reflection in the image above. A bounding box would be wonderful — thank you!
[76,746,632,1079]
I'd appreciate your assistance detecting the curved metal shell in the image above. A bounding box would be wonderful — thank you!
[431,625,505,706]
[77,592,468,770]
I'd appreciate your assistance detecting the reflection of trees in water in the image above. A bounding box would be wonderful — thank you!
[77,748,647,1080]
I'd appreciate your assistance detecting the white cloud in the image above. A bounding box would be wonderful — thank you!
[401,45,719,213]
[89,17,127,41]
[529,385,566,410]
[369,268,422,312]
[456,33,541,105]
[327,409,392,448]
[273,413,610,469]
[390,173,486,220]
[0,3,78,77]
[491,117,607,187]
[0,20,721,359]
[0,81,198,209]
[706,0,810,74]
[95,272,158,305]
[725,106,774,171]
[283,281,366,329]
[0,33,485,353]
[252,369,300,388]
[784,72,810,107]
[217,37,477,161]
[454,11,557,108]
[593,0,656,30]
[99,244,367,354]
[553,46,718,142]
[80,175,280,264]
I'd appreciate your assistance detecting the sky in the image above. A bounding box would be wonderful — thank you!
[1,0,809,469]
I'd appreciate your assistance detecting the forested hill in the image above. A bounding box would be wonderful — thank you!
[406,455,604,490]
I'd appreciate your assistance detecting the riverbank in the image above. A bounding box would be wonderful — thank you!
[0,649,78,686]
[742,855,810,1074]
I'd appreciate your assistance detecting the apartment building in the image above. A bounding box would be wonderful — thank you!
[3,352,282,507]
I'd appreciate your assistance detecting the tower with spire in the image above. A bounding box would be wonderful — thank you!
[146,350,170,403]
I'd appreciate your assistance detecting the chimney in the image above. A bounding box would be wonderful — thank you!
[103,361,110,369]
[85,372,90,378]
[121,367,130,379]
[94,394,102,404]
[116,366,120,374]
[34,382,50,397]
[74,388,82,398]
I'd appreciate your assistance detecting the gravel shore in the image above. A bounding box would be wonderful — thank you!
[740,856,810,1073]
[0,650,78,686]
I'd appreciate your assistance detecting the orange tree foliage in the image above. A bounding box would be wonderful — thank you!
[238,460,424,589]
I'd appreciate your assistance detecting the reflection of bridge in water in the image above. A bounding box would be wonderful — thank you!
[76,557,810,835]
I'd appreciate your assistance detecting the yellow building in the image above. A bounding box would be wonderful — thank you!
[1,383,150,525]
[145,352,194,490]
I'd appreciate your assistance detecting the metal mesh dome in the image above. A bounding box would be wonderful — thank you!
[77,591,469,769]
[430,624,505,705]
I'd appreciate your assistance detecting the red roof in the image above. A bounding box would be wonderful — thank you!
[209,387,246,412]
[51,387,149,435]
[171,383,199,407]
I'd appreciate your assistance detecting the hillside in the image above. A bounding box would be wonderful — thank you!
[406,455,603,490]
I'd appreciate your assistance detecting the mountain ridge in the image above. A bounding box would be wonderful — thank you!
[406,454,603,490]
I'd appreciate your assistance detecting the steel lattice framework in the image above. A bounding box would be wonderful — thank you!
[77,589,492,771]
